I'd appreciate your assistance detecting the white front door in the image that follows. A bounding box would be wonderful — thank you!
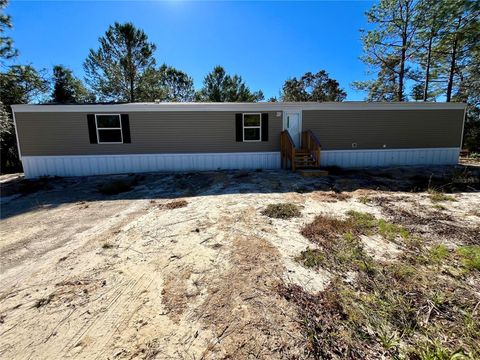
[284,112,301,148]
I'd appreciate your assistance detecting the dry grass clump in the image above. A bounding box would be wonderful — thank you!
[311,191,351,203]
[159,199,188,210]
[300,211,394,271]
[33,294,54,309]
[358,195,370,204]
[262,203,301,219]
[102,242,114,249]
[302,210,407,245]
[428,189,456,203]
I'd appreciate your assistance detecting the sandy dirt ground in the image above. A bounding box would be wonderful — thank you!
[0,167,479,359]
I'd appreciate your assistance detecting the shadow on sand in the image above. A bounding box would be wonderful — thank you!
[1,164,479,220]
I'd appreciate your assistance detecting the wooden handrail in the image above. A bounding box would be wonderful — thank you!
[301,130,322,167]
[280,130,296,170]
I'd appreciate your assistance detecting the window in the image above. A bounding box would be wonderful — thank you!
[243,113,261,142]
[95,114,123,144]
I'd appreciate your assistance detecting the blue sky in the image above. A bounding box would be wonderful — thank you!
[6,0,375,101]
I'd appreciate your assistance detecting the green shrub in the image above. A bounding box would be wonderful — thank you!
[262,203,301,219]
[378,219,409,241]
[358,196,370,204]
[457,246,480,271]
[428,189,456,203]
[296,248,325,268]
[428,244,449,264]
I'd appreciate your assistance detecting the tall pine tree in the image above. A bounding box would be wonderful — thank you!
[84,22,156,102]
[51,65,94,103]
[196,66,263,102]
[355,0,421,101]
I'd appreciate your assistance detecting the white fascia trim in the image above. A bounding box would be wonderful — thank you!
[321,147,460,153]
[20,148,461,159]
[460,106,467,149]
[11,102,467,113]
[22,151,281,159]
[12,109,22,160]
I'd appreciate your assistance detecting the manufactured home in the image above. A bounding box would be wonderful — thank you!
[11,102,466,178]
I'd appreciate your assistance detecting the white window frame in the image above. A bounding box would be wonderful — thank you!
[95,114,123,144]
[242,113,262,142]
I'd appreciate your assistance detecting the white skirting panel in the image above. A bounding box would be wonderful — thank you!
[321,147,460,168]
[21,148,459,178]
[21,152,282,178]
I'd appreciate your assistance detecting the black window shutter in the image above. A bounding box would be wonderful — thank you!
[87,114,97,144]
[261,113,269,141]
[121,114,131,143]
[235,113,243,142]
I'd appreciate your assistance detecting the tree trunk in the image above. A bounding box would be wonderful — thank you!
[423,33,433,101]
[398,1,410,102]
[446,16,461,102]
[130,76,135,103]
[398,42,406,101]
[446,36,458,102]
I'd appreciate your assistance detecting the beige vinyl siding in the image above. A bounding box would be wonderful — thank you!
[15,111,282,156]
[303,109,464,150]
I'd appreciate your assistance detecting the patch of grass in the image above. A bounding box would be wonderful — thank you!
[428,189,456,203]
[378,219,409,241]
[302,214,357,241]
[428,244,450,264]
[346,210,377,231]
[287,207,480,359]
[302,211,409,247]
[296,248,325,268]
[411,341,468,360]
[457,245,480,271]
[300,213,374,272]
[160,200,188,210]
[262,203,301,219]
[433,204,447,211]
[281,249,480,359]
[358,195,370,204]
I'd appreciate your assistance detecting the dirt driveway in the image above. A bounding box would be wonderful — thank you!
[0,167,479,359]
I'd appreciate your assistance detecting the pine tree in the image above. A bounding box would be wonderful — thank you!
[84,22,156,102]
[51,65,94,103]
[196,66,263,102]
[357,0,420,101]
